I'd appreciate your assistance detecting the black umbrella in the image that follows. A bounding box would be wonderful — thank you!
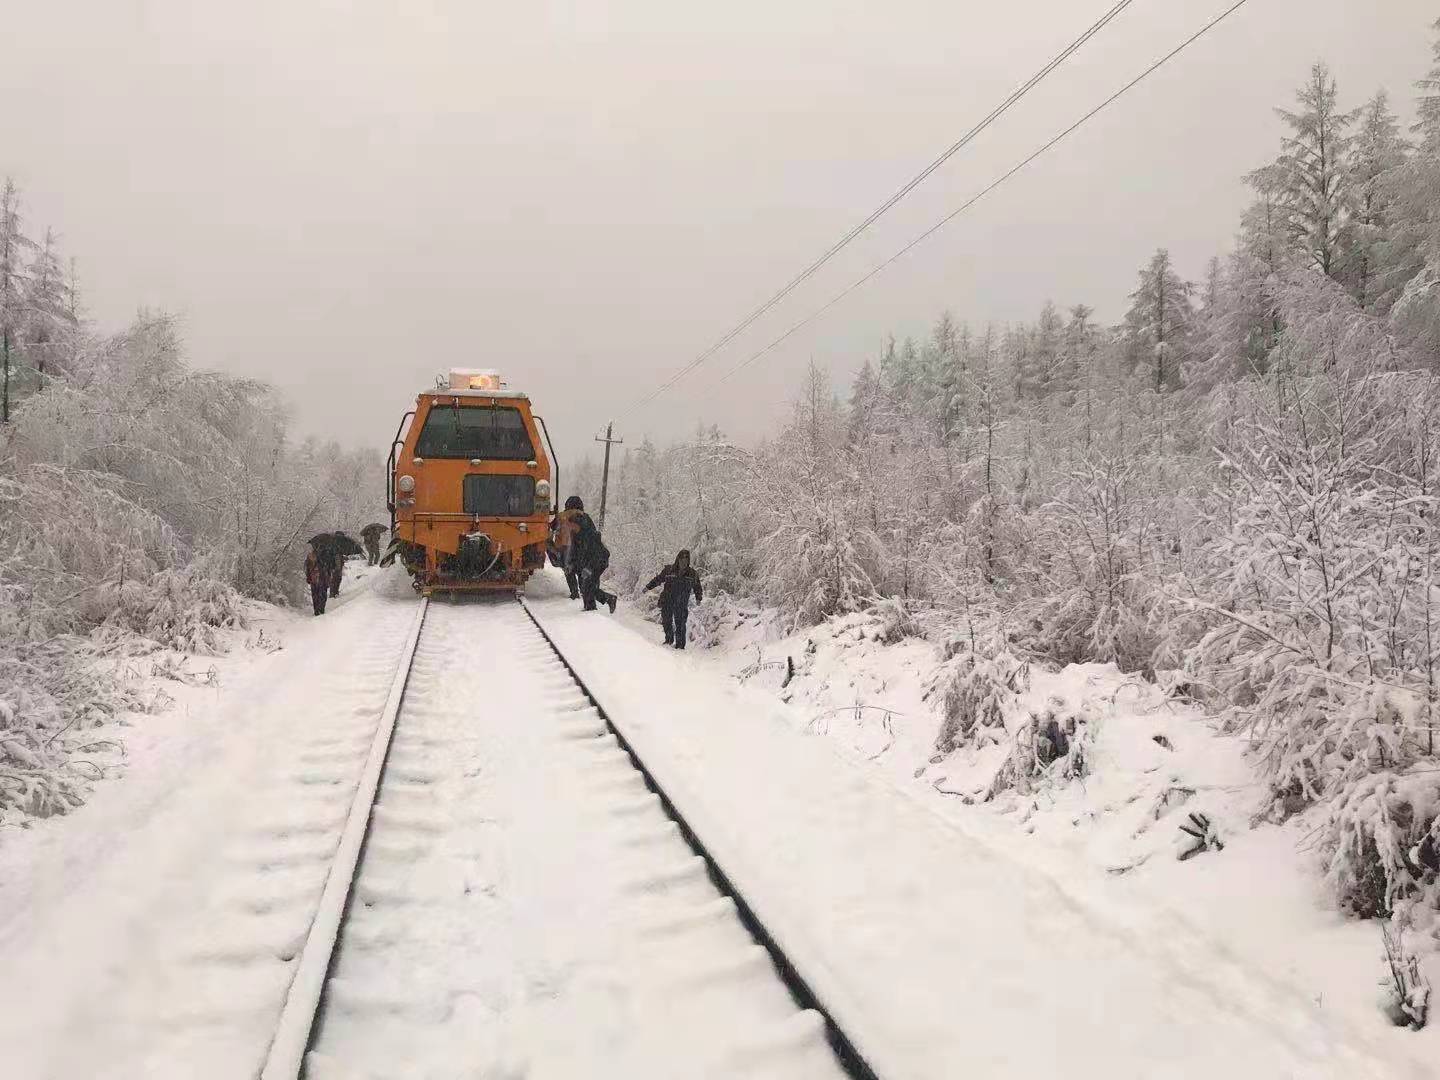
[332,531,364,557]
[308,532,334,547]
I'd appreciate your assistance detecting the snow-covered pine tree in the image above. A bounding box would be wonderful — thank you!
[1122,248,1194,392]
[924,311,960,442]
[1188,257,1233,393]
[1060,304,1099,435]
[1416,18,1440,155]
[1190,254,1257,389]
[1345,91,1409,311]
[1200,256,1222,317]
[947,321,974,446]
[1385,21,1440,363]
[848,357,884,446]
[1221,162,1294,378]
[970,325,1006,582]
[0,178,38,424]
[25,228,73,390]
[757,362,877,623]
[1002,323,1031,405]
[1030,301,1064,402]
[893,336,921,407]
[1273,63,1357,282]
[876,333,899,389]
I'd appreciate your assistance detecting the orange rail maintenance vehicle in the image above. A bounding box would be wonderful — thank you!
[386,369,558,594]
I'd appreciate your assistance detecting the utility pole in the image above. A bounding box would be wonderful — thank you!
[595,421,624,530]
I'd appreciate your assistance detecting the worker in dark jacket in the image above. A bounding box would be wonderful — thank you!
[565,496,616,613]
[305,542,333,616]
[328,532,361,596]
[645,549,702,649]
[360,523,387,566]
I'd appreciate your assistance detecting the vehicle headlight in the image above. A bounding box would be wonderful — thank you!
[535,479,552,503]
[398,475,416,494]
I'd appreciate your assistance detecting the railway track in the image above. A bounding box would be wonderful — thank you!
[258,595,873,1080]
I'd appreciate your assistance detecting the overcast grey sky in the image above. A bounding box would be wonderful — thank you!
[3,1,1435,469]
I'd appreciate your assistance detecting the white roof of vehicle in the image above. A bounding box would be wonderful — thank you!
[424,389,530,401]
[431,368,530,400]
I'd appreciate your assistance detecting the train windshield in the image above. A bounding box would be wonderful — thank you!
[463,475,536,517]
[415,404,535,460]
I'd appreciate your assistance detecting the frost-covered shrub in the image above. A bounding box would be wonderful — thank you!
[0,464,178,636]
[0,695,89,819]
[1325,770,1440,919]
[1382,919,1432,1030]
[1005,394,1206,676]
[757,486,879,627]
[7,314,384,610]
[929,642,1030,755]
[1181,371,1440,812]
[87,568,246,654]
[0,634,155,821]
[0,462,247,644]
[0,203,386,827]
[867,596,921,644]
[984,700,1095,802]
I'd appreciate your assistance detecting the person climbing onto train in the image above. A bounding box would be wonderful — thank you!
[548,507,581,600]
[304,540,333,616]
[644,549,703,649]
[565,496,616,613]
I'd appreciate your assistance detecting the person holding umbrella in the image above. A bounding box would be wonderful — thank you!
[361,523,388,566]
[305,535,337,615]
[328,532,360,596]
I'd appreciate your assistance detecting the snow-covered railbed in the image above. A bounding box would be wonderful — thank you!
[307,598,845,1079]
[0,572,422,1078]
[525,581,1433,1080]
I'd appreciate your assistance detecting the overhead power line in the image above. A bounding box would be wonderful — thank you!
[707,0,1254,390]
[619,0,1139,420]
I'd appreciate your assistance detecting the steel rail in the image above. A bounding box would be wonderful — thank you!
[258,596,430,1080]
[518,598,880,1080]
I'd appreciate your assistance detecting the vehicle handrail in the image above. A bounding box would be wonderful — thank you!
[386,411,415,528]
[535,414,559,512]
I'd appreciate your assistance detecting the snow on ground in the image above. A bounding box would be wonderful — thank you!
[530,572,1435,1078]
[674,602,1440,1060]
[0,559,416,1078]
[3,557,1434,1078]
[309,598,844,1079]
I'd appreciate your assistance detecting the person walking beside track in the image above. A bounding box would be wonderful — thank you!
[361,523,387,567]
[305,540,333,616]
[564,496,616,613]
[645,549,702,649]
[328,531,361,596]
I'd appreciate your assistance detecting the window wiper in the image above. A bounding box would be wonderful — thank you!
[449,405,463,452]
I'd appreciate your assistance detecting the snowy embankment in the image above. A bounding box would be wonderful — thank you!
[0,561,414,1078]
[3,555,1433,1077]
[698,605,1440,1050]
[532,575,1435,1078]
